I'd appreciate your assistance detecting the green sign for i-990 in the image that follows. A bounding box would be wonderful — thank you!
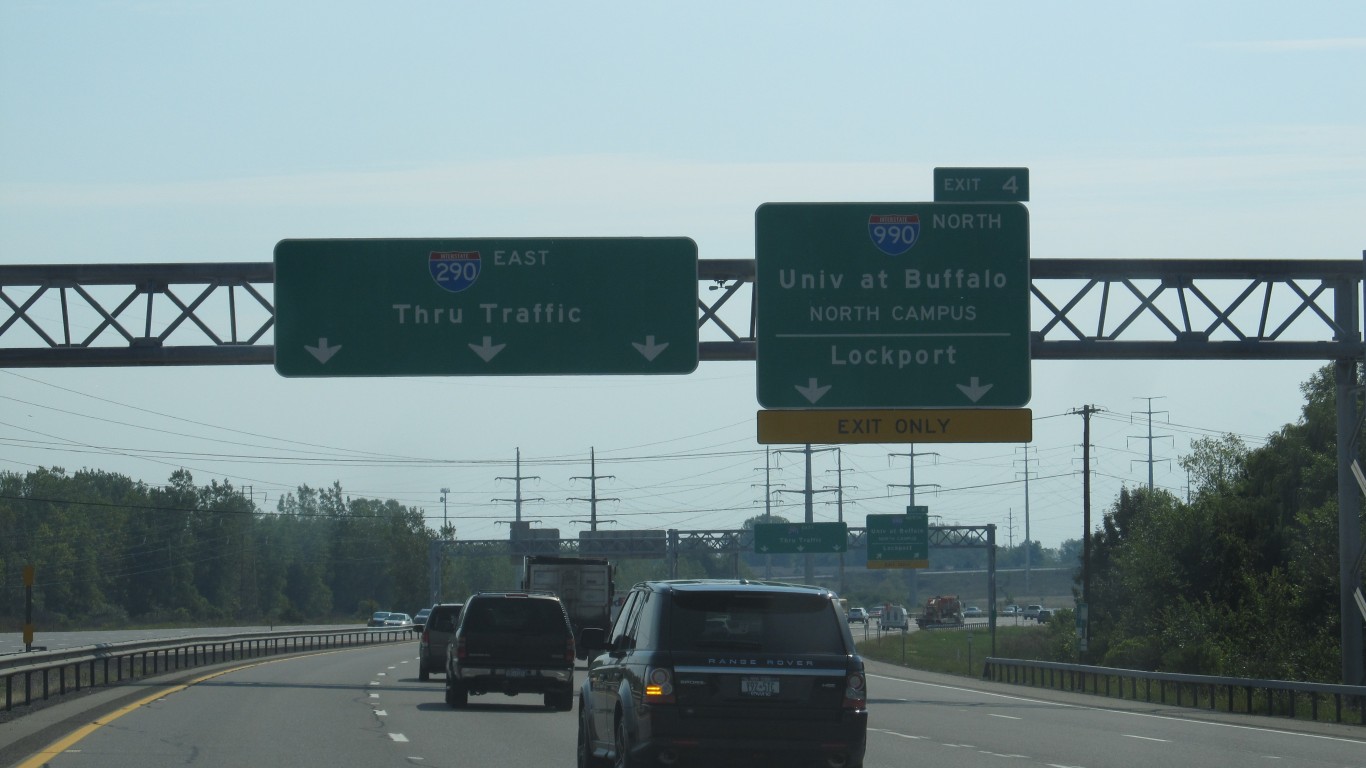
[273,237,698,377]
[755,202,1030,409]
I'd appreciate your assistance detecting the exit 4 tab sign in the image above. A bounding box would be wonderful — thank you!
[934,167,1029,202]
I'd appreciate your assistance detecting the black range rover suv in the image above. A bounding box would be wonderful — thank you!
[578,580,867,768]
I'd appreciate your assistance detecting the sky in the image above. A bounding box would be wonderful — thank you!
[1,1,1364,550]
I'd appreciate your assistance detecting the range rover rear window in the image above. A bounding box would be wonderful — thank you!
[667,591,846,654]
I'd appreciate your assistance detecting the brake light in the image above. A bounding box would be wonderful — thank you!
[842,670,866,710]
[421,629,430,644]
[643,666,675,704]
[565,635,576,664]
[455,636,467,660]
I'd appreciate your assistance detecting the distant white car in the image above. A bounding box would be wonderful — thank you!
[383,612,414,630]
[1024,604,1044,621]
[963,606,984,619]
[847,607,868,624]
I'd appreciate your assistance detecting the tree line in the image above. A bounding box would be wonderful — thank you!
[0,472,432,626]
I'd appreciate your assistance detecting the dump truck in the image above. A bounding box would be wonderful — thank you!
[916,594,965,629]
[520,555,614,659]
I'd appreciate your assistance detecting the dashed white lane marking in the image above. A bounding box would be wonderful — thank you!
[374,710,387,716]
[989,713,1022,720]
[389,733,409,743]
[370,693,379,698]
[1125,734,1169,743]
[869,728,925,740]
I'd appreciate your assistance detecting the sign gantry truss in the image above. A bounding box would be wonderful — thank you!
[0,259,1360,366]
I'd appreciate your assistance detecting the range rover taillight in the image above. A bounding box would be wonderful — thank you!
[455,636,467,660]
[565,635,576,664]
[842,670,866,710]
[643,666,675,704]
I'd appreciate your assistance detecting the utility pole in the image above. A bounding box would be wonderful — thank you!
[1015,445,1037,594]
[439,488,450,538]
[569,447,618,531]
[824,448,855,594]
[1071,404,1101,655]
[774,444,837,584]
[438,487,450,601]
[752,448,786,579]
[493,447,544,523]
[1129,396,1172,491]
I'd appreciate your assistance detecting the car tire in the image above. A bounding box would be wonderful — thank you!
[418,663,429,682]
[578,703,608,768]
[614,714,638,768]
[445,680,467,708]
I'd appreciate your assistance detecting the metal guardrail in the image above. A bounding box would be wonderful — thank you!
[1,627,414,715]
[982,656,1366,726]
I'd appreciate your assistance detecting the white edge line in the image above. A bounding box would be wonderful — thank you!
[867,673,1366,745]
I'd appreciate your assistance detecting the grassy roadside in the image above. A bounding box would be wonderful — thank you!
[855,622,1066,677]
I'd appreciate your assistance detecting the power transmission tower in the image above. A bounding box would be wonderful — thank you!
[569,447,618,531]
[752,448,788,578]
[752,447,786,523]
[1129,396,1172,491]
[888,445,940,506]
[823,448,856,594]
[774,444,838,583]
[888,445,939,609]
[493,447,544,523]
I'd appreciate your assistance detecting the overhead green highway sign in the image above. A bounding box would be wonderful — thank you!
[753,522,848,554]
[933,167,1030,202]
[866,509,929,569]
[755,202,1030,409]
[274,238,698,377]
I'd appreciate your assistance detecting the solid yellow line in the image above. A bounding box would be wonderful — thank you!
[15,650,342,768]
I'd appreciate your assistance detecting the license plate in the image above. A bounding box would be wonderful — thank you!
[740,676,780,697]
[506,668,528,678]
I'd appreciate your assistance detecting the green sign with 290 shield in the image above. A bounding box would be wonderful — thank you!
[755,203,1031,409]
[753,522,848,554]
[274,238,698,377]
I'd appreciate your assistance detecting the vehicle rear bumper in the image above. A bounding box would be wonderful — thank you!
[634,708,867,767]
[454,666,573,695]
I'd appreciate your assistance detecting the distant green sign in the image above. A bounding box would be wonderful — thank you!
[753,522,848,554]
[933,167,1030,202]
[274,238,698,377]
[866,510,929,569]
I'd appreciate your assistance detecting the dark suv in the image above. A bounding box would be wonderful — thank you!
[445,591,576,710]
[417,602,463,681]
[578,580,867,768]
